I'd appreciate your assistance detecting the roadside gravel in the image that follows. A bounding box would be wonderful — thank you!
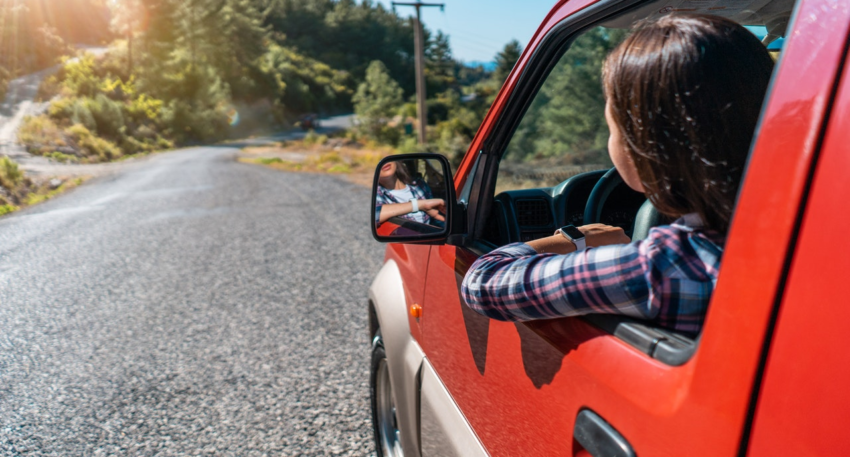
[0,147,383,455]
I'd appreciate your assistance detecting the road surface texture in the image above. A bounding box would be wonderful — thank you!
[0,146,384,455]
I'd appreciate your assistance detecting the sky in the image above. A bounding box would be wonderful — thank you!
[374,0,559,63]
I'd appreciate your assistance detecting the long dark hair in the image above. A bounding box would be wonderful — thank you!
[603,14,774,234]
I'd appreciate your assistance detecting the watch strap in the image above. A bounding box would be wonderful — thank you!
[572,237,587,251]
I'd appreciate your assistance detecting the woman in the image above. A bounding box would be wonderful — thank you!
[375,161,446,227]
[461,14,774,336]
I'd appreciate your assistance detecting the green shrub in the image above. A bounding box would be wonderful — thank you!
[48,97,78,120]
[303,130,328,146]
[59,54,100,97]
[327,163,351,173]
[0,204,17,216]
[126,94,165,124]
[257,157,284,165]
[88,93,126,139]
[47,151,79,163]
[65,124,121,162]
[71,100,97,131]
[156,136,174,150]
[0,157,23,189]
[396,136,424,154]
[18,116,67,155]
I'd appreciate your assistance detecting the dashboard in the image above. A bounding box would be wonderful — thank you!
[481,169,650,247]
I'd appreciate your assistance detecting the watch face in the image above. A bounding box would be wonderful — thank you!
[560,225,585,240]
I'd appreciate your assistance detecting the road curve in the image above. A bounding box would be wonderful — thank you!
[0,147,383,455]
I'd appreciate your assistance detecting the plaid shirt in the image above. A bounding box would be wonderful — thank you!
[375,179,433,226]
[461,217,724,336]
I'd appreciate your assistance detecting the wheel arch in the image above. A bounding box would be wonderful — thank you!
[368,259,425,457]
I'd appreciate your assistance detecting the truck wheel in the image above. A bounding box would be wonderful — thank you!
[370,331,404,457]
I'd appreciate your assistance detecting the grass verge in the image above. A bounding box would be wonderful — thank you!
[0,175,88,218]
[239,136,391,187]
[25,177,87,206]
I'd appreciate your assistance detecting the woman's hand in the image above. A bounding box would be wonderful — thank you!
[579,223,631,247]
[419,198,446,222]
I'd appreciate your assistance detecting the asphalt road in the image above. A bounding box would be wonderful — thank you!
[0,147,384,455]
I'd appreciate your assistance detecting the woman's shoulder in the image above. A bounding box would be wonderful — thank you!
[640,224,724,279]
[645,223,724,248]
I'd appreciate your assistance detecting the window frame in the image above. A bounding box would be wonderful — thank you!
[465,0,649,250]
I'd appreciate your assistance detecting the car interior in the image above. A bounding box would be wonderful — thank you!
[470,0,796,365]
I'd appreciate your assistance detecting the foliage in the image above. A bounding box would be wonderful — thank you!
[0,204,17,216]
[505,28,627,165]
[25,178,85,206]
[0,156,33,208]
[265,0,416,97]
[0,157,23,190]
[65,124,122,162]
[18,116,68,155]
[259,43,351,115]
[47,152,79,163]
[493,40,523,85]
[303,130,329,146]
[425,31,456,95]
[353,61,404,144]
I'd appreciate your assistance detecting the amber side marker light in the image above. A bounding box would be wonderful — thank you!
[410,304,422,319]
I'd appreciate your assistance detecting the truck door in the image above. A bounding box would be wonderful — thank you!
[419,0,850,455]
[747,34,850,456]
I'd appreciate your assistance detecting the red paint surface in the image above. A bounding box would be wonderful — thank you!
[380,0,850,454]
[749,30,850,456]
[386,244,432,343]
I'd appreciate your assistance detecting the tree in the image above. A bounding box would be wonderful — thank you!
[108,0,145,74]
[353,60,403,141]
[504,27,627,164]
[425,31,455,95]
[493,39,522,85]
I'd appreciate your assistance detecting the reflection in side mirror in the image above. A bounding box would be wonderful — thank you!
[371,153,454,243]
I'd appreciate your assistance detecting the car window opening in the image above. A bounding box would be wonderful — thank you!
[472,0,796,364]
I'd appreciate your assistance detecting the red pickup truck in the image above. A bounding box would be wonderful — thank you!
[367,0,850,455]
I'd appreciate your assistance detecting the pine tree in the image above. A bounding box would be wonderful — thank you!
[426,31,455,95]
[108,0,145,75]
[353,60,403,140]
[493,40,523,85]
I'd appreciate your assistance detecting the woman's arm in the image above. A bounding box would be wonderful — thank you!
[376,199,446,224]
[525,223,631,254]
[461,225,652,322]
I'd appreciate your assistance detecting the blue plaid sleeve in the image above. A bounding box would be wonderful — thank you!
[461,242,654,322]
[460,226,723,334]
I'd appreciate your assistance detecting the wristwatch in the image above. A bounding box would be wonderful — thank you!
[555,225,586,251]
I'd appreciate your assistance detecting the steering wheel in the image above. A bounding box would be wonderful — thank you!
[582,168,661,241]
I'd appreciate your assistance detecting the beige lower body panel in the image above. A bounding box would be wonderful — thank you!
[420,358,489,457]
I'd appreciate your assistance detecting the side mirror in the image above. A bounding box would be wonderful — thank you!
[371,153,456,243]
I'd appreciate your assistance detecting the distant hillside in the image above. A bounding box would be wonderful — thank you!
[464,61,497,72]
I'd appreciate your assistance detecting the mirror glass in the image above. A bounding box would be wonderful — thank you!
[373,156,449,240]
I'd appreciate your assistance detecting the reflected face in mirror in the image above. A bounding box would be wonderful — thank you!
[378,161,403,190]
[373,158,449,238]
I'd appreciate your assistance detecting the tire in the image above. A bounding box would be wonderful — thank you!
[370,330,405,457]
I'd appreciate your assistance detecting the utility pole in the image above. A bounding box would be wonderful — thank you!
[392,1,444,144]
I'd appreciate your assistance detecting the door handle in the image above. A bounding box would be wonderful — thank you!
[574,409,636,457]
